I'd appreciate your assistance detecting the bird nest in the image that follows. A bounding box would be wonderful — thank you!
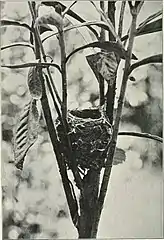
[56,108,112,170]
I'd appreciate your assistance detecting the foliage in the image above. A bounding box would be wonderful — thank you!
[1,1,162,239]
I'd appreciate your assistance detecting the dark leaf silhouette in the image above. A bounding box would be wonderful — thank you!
[66,41,138,63]
[1,19,32,32]
[28,67,42,100]
[13,100,39,170]
[41,1,99,38]
[122,18,162,41]
[86,52,118,86]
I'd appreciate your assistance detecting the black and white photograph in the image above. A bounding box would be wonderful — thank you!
[1,1,163,239]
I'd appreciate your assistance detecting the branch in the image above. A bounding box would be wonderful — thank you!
[107,1,116,41]
[118,131,163,143]
[62,1,77,17]
[1,19,32,32]
[91,4,142,237]
[118,1,126,38]
[42,20,109,43]
[129,54,162,74]
[1,42,34,51]
[1,62,61,72]
[28,1,79,228]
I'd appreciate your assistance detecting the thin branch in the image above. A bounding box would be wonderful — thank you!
[107,1,116,41]
[118,1,126,38]
[99,1,105,106]
[1,19,32,32]
[1,42,34,51]
[118,132,163,143]
[62,1,77,17]
[42,20,109,43]
[1,62,61,72]
[129,54,162,74]
[91,5,141,237]
[90,1,123,47]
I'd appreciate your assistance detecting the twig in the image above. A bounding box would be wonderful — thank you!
[118,131,163,143]
[107,1,116,41]
[1,42,34,51]
[118,1,126,38]
[42,20,109,43]
[91,4,142,238]
[129,54,162,74]
[99,1,105,106]
[1,62,61,72]
[1,19,32,32]
[62,1,77,17]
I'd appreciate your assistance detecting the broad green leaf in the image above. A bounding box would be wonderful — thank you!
[13,100,40,170]
[41,1,99,38]
[86,52,118,86]
[113,147,126,165]
[66,41,138,63]
[28,67,42,100]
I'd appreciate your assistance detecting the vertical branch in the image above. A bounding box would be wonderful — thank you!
[106,1,116,124]
[118,1,126,38]
[99,1,105,106]
[91,5,142,237]
[28,1,79,229]
[107,1,116,41]
[58,29,67,120]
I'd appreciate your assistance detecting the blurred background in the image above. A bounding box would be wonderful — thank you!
[1,1,163,239]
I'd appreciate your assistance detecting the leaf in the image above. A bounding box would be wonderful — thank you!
[86,52,118,86]
[121,18,162,41]
[138,9,162,29]
[35,12,63,30]
[66,41,138,63]
[13,100,40,170]
[137,18,162,36]
[28,67,42,100]
[113,147,126,165]
[1,19,32,32]
[41,1,99,38]
[129,54,162,74]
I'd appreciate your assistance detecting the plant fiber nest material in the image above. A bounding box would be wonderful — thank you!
[56,108,112,170]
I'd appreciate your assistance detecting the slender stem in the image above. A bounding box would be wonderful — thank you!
[62,1,77,17]
[118,131,163,143]
[107,1,116,41]
[1,62,61,72]
[1,42,34,51]
[129,54,162,74]
[91,10,139,238]
[99,1,105,106]
[59,29,68,119]
[118,1,126,38]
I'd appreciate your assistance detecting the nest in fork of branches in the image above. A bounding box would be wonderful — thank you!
[56,108,112,171]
